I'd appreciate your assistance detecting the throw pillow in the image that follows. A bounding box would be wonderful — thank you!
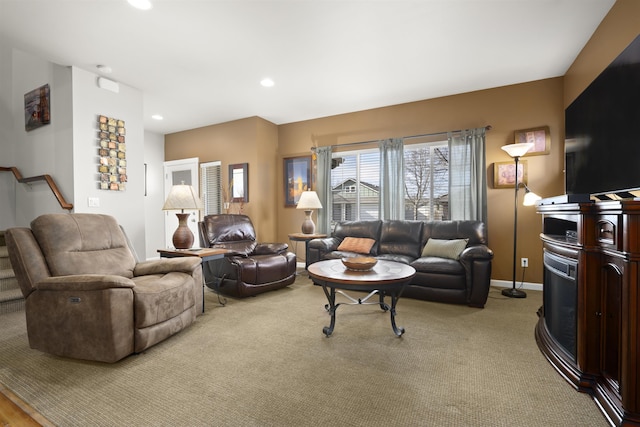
[337,237,376,254]
[421,238,469,260]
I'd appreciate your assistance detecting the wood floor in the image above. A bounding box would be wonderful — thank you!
[0,384,53,427]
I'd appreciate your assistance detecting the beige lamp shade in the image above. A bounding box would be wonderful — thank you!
[296,191,323,210]
[162,184,203,249]
[162,184,203,212]
[296,191,322,234]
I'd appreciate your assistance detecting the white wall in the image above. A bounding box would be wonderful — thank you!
[3,48,74,227]
[144,131,166,259]
[71,67,146,256]
[0,46,150,256]
[0,40,16,229]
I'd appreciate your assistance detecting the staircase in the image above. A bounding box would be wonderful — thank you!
[0,231,24,314]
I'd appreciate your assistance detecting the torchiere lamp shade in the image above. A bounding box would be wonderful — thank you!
[162,184,203,249]
[501,142,534,158]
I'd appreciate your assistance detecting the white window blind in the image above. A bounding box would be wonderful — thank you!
[330,150,380,225]
[200,161,222,216]
[330,142,450,225]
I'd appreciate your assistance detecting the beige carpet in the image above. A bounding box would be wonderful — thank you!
[0,276,607,426]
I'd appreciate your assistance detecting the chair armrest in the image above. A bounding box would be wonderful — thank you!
[134,257,202,276]
[254,242,288,255]
[36,274,135,291]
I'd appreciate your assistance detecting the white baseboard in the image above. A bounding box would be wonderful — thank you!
[491,279,542,292]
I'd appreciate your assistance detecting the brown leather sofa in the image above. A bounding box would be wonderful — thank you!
[6,213,203,363]
[307,220,493,308]
[198,214,296,298]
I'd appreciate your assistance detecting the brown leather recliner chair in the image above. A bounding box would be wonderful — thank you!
[6,213,203,363]
[198,214,296,298]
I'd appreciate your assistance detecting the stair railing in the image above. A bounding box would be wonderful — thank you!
[0,166,73,210]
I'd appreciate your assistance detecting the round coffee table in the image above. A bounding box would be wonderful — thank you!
[307,259,416,337]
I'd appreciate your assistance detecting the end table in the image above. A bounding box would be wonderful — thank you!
[288,233,327,269]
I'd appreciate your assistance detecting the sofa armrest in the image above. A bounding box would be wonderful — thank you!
[458,245,493,308]
[36,274,135,291]
[134,257,201,276]
[459,244,494,261]
[307,237,342,264]
[308,237,341,252]
[254,242,288,255]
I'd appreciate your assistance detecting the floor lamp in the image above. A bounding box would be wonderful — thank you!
[501,142,541,298]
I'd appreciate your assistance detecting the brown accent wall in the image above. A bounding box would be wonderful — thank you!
[278,79,565,284]
[164,116,279,242]
[164,0,639,285]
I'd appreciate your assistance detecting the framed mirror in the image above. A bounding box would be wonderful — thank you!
[229,163,248,202]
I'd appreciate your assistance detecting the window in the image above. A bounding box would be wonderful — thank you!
[330,150,379,225]
[329,142,450,225]
[200,161,222,216]
[403,143,449,221]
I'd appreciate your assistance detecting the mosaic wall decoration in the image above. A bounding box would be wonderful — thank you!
[97,115,127,191]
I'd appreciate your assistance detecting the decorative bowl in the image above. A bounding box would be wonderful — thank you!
[341,257,378,271]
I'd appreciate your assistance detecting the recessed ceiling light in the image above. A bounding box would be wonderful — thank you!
[260,78,275,88]
[151,114,163,120]
[127,0,152,10]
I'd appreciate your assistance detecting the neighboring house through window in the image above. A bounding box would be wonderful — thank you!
[330,142,449,227]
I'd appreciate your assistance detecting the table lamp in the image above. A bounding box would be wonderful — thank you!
[162,183,203,249]
[296,190,322,234]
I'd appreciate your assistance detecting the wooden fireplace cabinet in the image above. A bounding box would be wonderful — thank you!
[536,200,640,426]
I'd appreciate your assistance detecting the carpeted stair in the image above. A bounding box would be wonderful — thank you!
[0,231,24,314]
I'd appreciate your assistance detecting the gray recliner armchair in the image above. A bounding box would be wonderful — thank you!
[6,213,203,363]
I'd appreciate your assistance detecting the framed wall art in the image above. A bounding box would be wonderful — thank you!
[24,84,51,131]
[284,156,311,207]
[229,163,248,203]
[494,160,528,189]
[514,125,550,156]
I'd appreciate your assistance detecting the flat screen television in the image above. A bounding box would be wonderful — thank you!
[565,34,640,197]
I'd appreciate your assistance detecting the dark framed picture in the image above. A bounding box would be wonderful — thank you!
[229,163,248,202]
[284,156,311,207]
[514,126,550,156]
[494,160,527,188]
[24,84,51,131]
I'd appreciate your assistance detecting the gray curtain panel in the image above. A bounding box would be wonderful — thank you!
[378,138,404,220]
[315,146,333,234]
[448,127,487,223]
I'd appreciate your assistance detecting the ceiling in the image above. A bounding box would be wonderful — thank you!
[0,0,616,135]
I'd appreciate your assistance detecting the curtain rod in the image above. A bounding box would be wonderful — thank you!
[310,125,492,151]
